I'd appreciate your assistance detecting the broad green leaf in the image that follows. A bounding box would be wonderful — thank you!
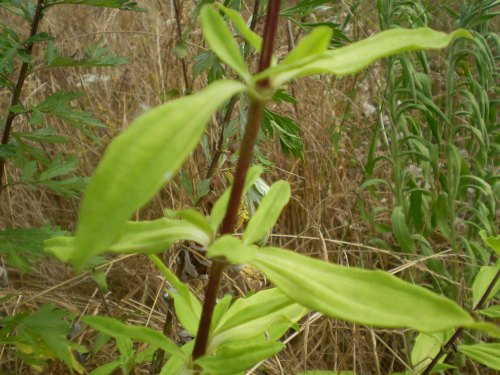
[209,165,263,232]
[46,218,211,262]
[195,341,284,374]
[391,206,417,253]
[458,343,500,371]
[411,331,452,374]
[243,180,290,245]
[253,28,471,87]
[160,341,194,375]
[217,4,262,51]
[476,305,500,318]
[282,26,332,65]
[480,231,500,255]
[200,5,249,80]
[72,80,245,269]
[82,316,185,360]
[175,209,214,241]
[150,255,201,335]
[216,246,474,332]
[472,266,500,308]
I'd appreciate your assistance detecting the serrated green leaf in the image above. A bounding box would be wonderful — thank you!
[200,5,249,80]
[243,180,290,245]
[216,246,474,332]
[82,316,185,360]
[458,343,500,370]
[48,0,145,11]
[71,80,245,269]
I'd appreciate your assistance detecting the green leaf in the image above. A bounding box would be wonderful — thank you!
[16,128,67,143]
[391,206,417,253]
[476,305,500,318]
[46,217,211,262]
[411,331,452,374]
[458,343,500,371]
[71,80,245,269]
[195,341,284,374]
[282,26,332,65]
[480,231,500,255]
[0,304,83,373]
[217,4,262,51]
[209,165,263,232]
[217,246,474,332]
[0,226,66,272]
[210,287,308,348]
[243,180,290,245]
[48,0,145,11]
[472,266,500,308]
[200,5,249,80]
[82,316,186,360]
[150,255,201,335]
[254,28,471,87]
[46,40,128,68]
[297,372,354,375]
[208,235,256,264]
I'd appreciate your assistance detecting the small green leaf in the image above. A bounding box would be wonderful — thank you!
[195,341,284,374]
[217,4,262,51]
[283,26,332,64]
[476,305,500,318]
[480,231,500,255]
[458,343,500,371]
[200,5,249,80]
[391,206,417,253]
[82,316,186,360]
[297,372,354,375]
[243,180,290,245]
[150,255,201,335]
[411,331,452,374]
[472,266,500,308]
[208,235,257,264]
[226,247,475,332]
[209,165,263,232]
[72,80,245,269]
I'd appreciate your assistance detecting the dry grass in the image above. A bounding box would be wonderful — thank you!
[0,1,489,374]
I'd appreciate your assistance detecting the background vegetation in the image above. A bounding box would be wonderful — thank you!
[0,0,497,373]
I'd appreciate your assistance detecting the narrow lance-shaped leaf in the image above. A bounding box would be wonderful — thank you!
[391,206,417,253]
[217,4,262,51]
[214,245,474,332]
[82,316,186,360]
[47,217,212,262]
[282,26,332,64]
[72,80,246,269]
[195,341,285,375]
[472,266,500,308]
[243,180,291,245]
[458,343,500,371]
[150,255,201,335]
[200,5,250,80]
[253,28,471,87]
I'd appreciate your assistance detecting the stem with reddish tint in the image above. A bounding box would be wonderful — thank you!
[0,0,45,191]
[191,0,281,361]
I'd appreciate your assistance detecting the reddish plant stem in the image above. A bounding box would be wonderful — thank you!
[0,0,45,190]
[422,269,500,375]
[191,0,281,361]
